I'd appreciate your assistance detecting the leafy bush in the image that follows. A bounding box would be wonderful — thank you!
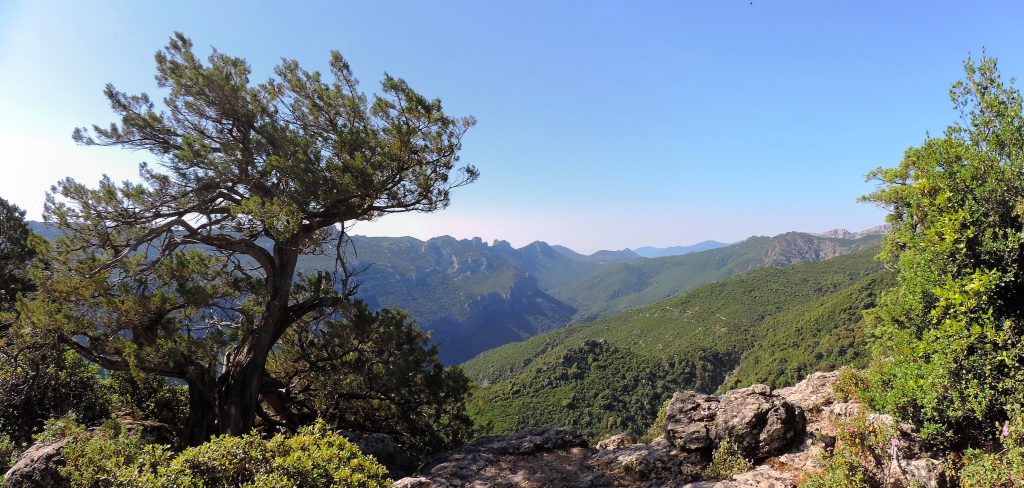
[802,413,899,488]
[704,438,752,480]
[640,398,670,442]
[269,302,472,461]
[832,367,870,403]
[861,54,1024,447]
[959,410,1024,487]
[0,348,111,446]
[52,418,389,487]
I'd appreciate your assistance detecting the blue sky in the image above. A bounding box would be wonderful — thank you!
[1,1,1022,253]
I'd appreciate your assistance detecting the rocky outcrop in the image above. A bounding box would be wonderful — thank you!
[664,385,804,461]
[2,439,69,488]
[392,371,948,488]
[339,431,416,478]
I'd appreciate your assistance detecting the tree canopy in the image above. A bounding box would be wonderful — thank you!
[18,32,478,446]
[862,54,1024,445]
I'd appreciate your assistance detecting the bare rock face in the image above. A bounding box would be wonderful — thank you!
[390,428,705,488]
[592,437,704,487]
[713,385,806,460]
[2,439,69,488]
[664,391,720,452]
[664,386,805,461]
[774,371,837,413]
[595,432,637,450]
[392,427,617,487]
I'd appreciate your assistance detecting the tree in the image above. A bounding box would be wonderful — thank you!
[20,32,478,445]
[0,197,35,312]
[267,302,473,461]
[861,54,1024,445]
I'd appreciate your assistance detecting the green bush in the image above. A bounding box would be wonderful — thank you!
[832,367,870,403]
[639,398,670,442]
[0,348,111,446]
[703,438,752,480]
[53,418,389,488]
[801,413,897,488]
[861,54,1024,447]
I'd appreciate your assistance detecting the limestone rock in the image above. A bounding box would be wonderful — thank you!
[391,427,617,487]
[713,384,805,460]
[595,432,637,450]
[2,439,69,488]
[774,371,837,412]
[664,391,720,452]
[664,386,804,461]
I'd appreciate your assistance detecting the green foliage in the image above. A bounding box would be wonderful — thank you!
[704,438,752,480]
[960,446,1024,487]
[640,398,670,442]
[861,54,1024,447]
[0,348,111,447]
[467,250,887,439]
[106,370,189,444]
[24,31,477,442]
[832,367,871,403]
[802,413,898,488]
[0,197,36,312]
[552,232,880,322]
[0,433,15,478]
[269,301,472,461]
[52,418,389,488]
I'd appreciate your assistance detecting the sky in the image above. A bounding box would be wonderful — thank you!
[1,1,1022,253]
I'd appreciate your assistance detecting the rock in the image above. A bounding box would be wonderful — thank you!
[2,439,69,488]
[592,442,703,487]
[664,391,720,452]
[664,386,805,461]
[595,432,637,450]
[393,427,618,487]
[774,371,837,413]
[339,431,416,478]
[894,457,950,488]
[712,384,805,460]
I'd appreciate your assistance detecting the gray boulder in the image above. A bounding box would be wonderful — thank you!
[664,386,805,461]
[713,384,805,460]
[664,391,720,452]
[2,439,69,488]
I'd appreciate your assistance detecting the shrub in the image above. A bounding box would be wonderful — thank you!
[704,438,752,480]
[861,54,1024,447]
[639,397,670,442]
[53,418,389,488]
[801,413,898,488]
[832,367,870,403]
[0,348,111,446]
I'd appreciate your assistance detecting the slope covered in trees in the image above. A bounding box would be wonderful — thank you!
[465,249,892,439]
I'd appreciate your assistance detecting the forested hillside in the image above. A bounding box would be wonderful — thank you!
[551,232,880,321]
[465,249,891,439]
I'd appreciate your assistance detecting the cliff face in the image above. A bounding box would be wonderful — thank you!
[392,371,949,488]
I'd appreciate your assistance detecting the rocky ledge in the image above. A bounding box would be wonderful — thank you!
[392,371,949,488]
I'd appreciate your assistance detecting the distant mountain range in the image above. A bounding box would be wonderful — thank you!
[26,221,885,364]
[633,240,730,258]
[812,225,889,240]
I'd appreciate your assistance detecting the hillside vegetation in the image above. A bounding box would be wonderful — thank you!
[551,232,880,322]
[466,248,891,439]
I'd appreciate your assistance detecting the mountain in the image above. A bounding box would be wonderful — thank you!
[27,221,883,366]
[464,248,891,439]
[550,232,881,322]
[633,240,730,258]
[297,235,622,363]
[813,225,889,240]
